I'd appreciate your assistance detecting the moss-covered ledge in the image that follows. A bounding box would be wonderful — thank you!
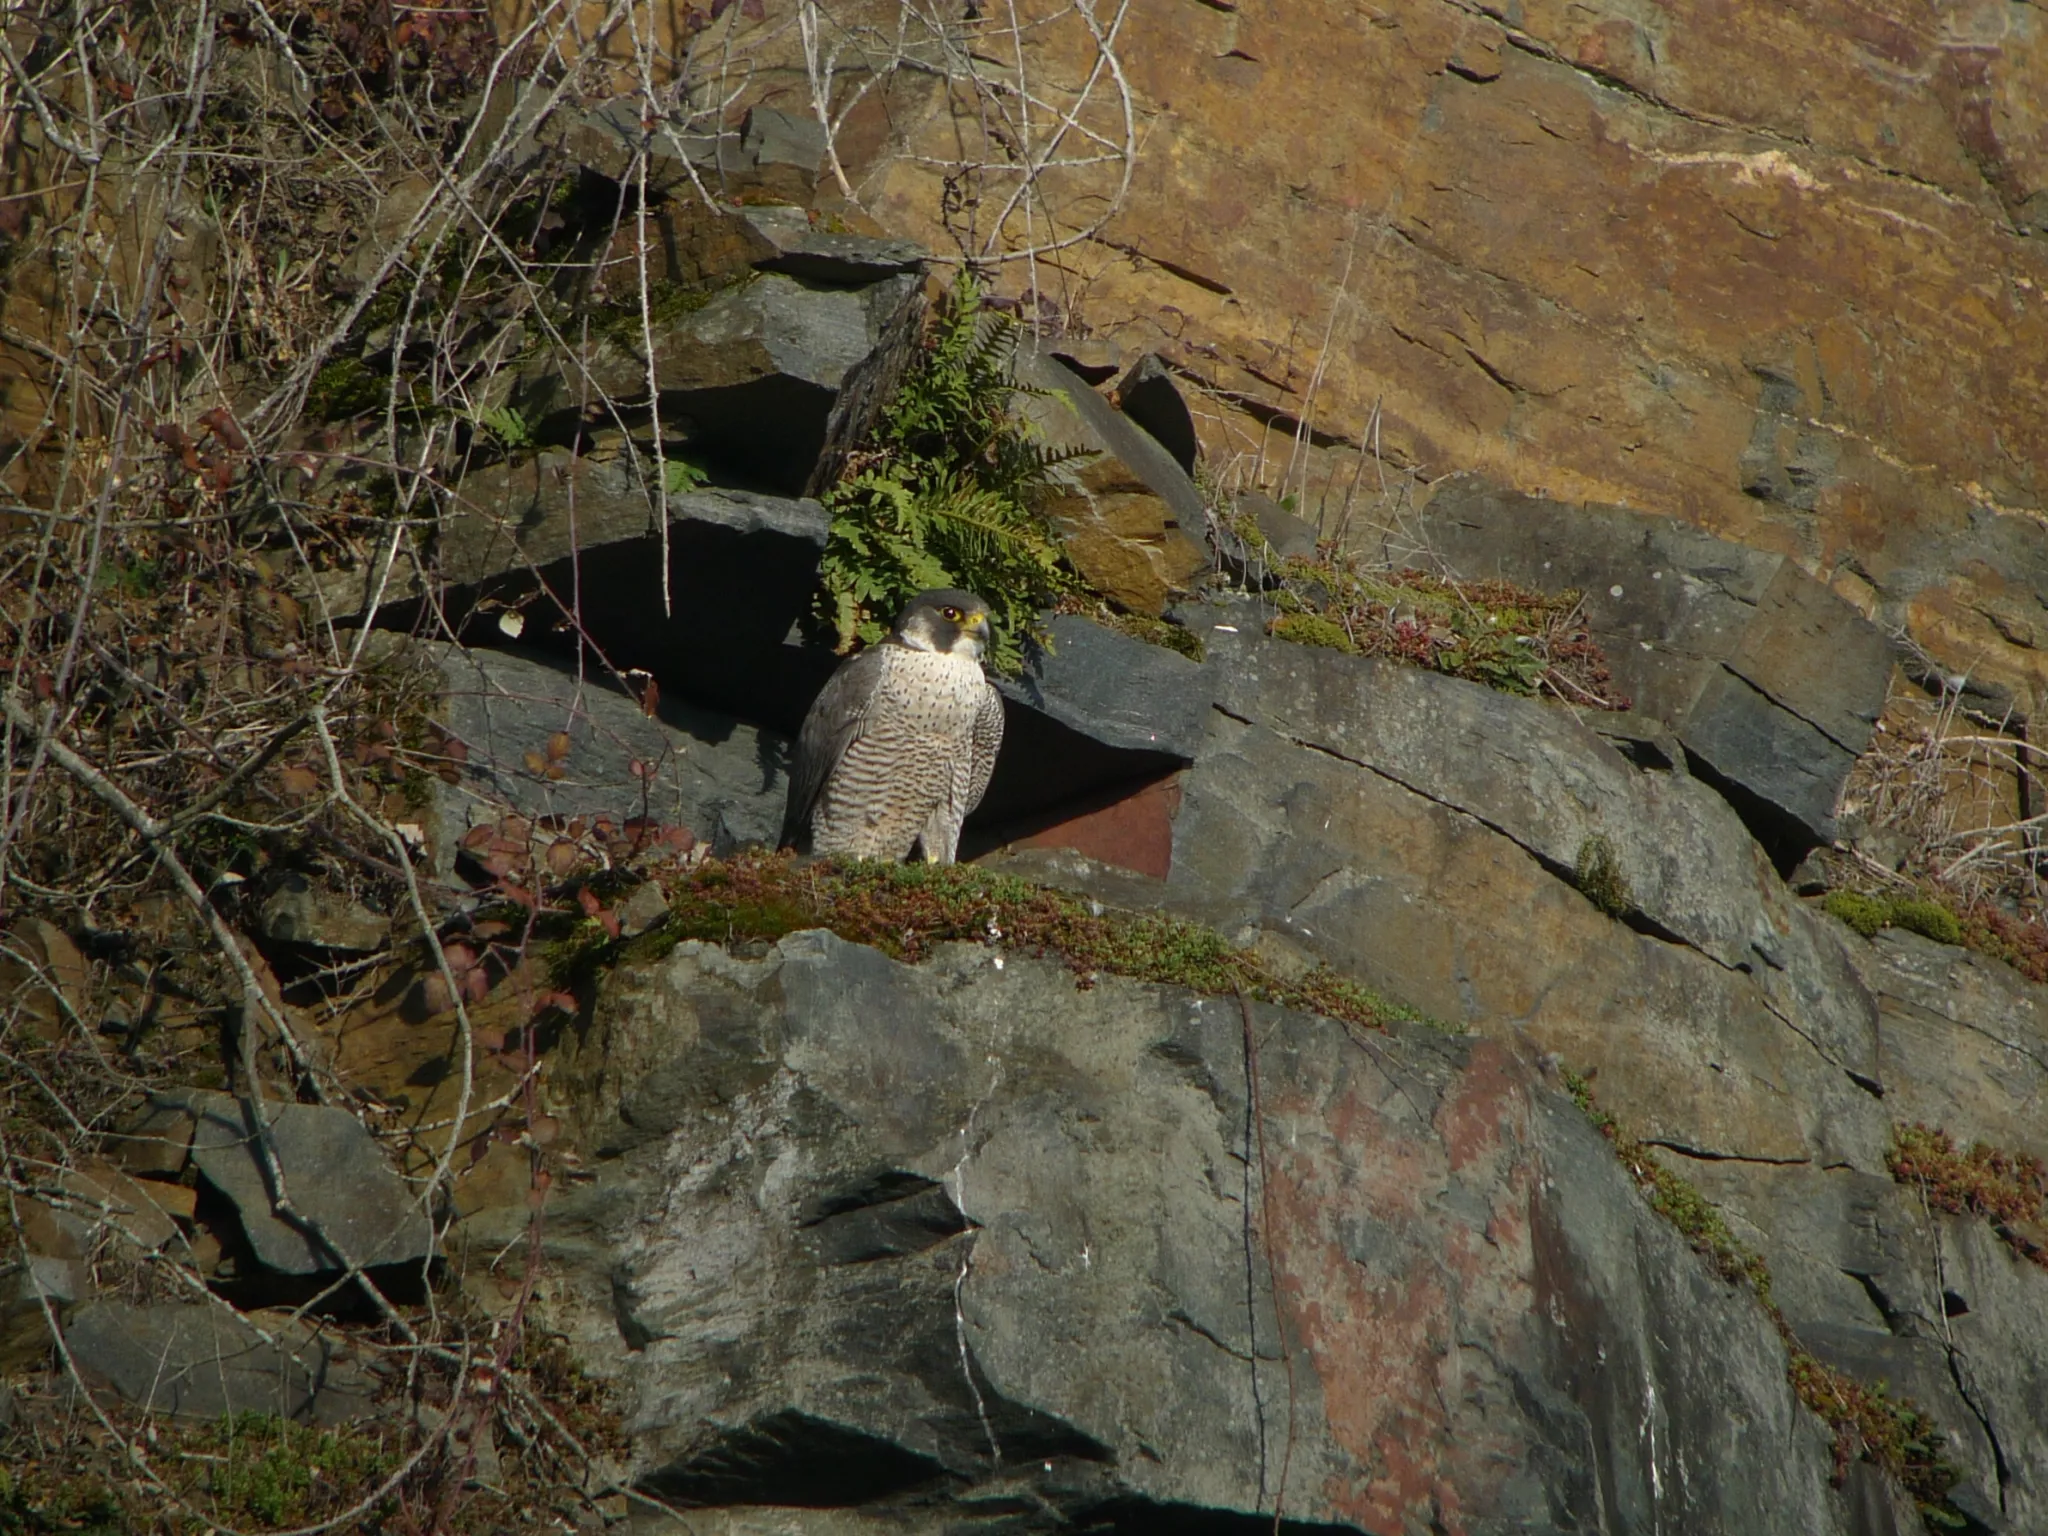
[549,849,1427,1037]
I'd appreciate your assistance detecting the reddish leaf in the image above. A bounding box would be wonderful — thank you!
[462,968,491,1004]
[199,405,248,452]
[628,758,651,782]
[500,815,532,842]
[567,818,587,838]
[443,941,479,974]
[546,839,580,877]
[468,1136,490,1166]
[639,677,661,717]
[422,973,452,1013]
[460,824,494,850]
[472,919,510,939]
[280,764,319,797]
[598,908,621,940]
[528,1114,560,1147]
[534,991,577,1017]
[576,887,602,920]
[742,0,764,17]
[152,422,191,453]
[499,883,537,910]
[443,737,469,765]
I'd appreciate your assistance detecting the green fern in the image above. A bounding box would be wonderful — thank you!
[818,272,1083,674]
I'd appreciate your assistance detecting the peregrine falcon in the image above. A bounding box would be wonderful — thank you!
[780,589,1006,864]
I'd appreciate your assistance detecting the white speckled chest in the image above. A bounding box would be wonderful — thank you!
[810,646,994,861]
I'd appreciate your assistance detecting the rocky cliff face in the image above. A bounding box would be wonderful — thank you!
[9,11,2048,1533]
[843,0,2048,720]
[487,931,1896,1536]
[423,615,2036,1535]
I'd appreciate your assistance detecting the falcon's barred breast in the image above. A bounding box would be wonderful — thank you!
[779,589,1006,865]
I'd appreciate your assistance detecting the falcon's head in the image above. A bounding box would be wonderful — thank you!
[892,589,995,661]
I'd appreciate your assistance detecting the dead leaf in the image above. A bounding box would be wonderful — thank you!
[521,750,547,776]
[546,731,571,762]
[280,764,319,797]
[199,406,248,452]
[546,839,579,877]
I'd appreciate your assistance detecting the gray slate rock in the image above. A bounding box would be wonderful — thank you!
[64,1302,374,1423]
[0,1254,82,1373]
[258,872,390,953]
[1420,477,1893,848]
[728,204,929,285]
[165,1091,432,1275]
[557,269,924,496]
[415,640,788,859]
[437,454,826,590]
[1238,490,1318,560]
[1201,628,1882,1092]
[509,932,1880,1534]
[1000,615,1212,760]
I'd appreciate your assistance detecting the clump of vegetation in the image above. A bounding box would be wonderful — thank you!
[1054,595,1205,660]
[0,1411,399,1533]
[557,848,1421,1034]
[1952,901,2048,985]
[818,273,1084,674]
[1888,1123,2048,1271]
[1561,1070,1965,1521]
[1262,560,1631,708]
[1823,889,1963,946]
[1574,834,1631,918]
[1561,1070,1771,1297]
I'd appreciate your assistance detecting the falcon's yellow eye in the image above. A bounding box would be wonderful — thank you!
[942,606,963,622]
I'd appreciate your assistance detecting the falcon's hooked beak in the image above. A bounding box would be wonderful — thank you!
[964,610,993,659]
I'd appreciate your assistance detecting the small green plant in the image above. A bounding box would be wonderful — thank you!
[1269,611,1357,653]
[1824,889,1962,946]
[306,355,386,422]
[474,403,534,449]
[1575,834,1631,918]
[662,457,710,495]
[818,272,1083,674]
[1263,562,1631,708]
[1562,1069,1965,1519]
[99,555,161,599]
